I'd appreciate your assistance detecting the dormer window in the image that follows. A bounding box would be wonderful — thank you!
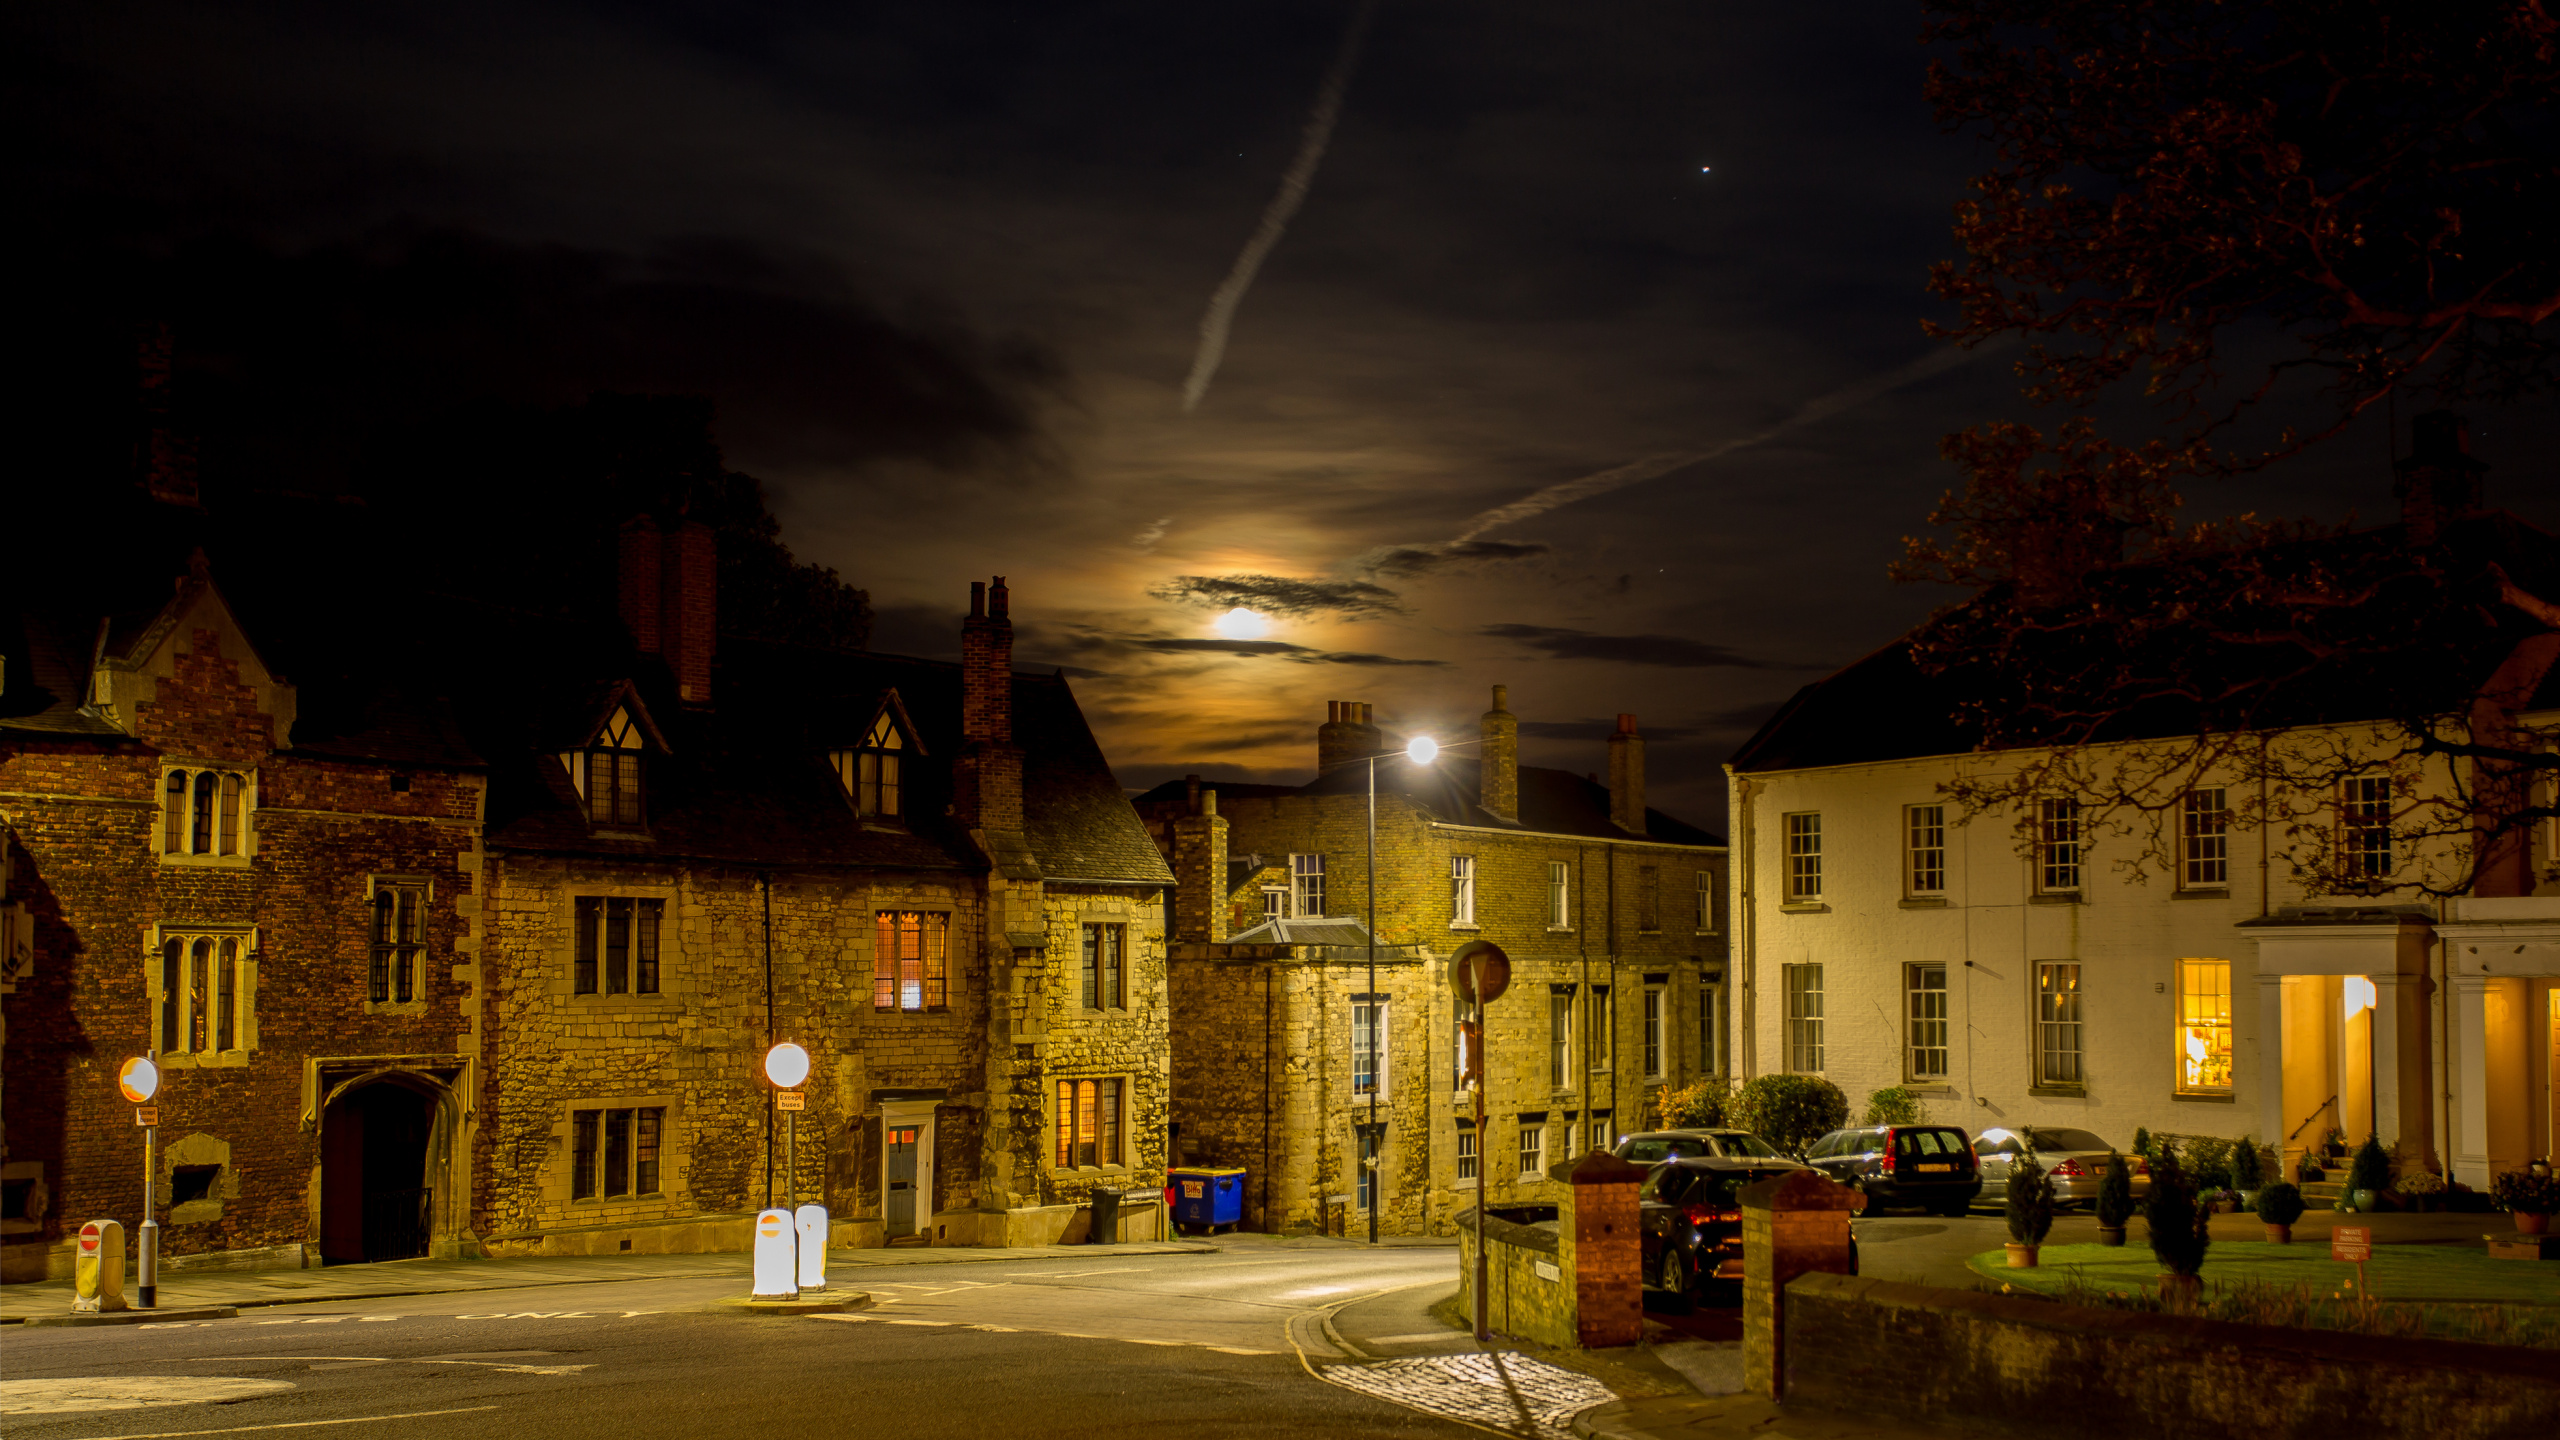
[562,706,647,828]
[833,712,905,819]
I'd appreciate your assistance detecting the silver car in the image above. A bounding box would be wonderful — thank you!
[1614,1128,1793,1165]
[1972,1126,2151,1209]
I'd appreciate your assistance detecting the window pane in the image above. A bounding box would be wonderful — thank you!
[1101,1078,1122,1167]
[1076,1081,1099,1169]
[605,897,631,995]
[165,772,186,853]
[1293,853,1325,918]
[874,912,897,1010]
[1785,963,1824,1072]
[372,892,396,1003]
[572,1111,599,1200]
[1909,805,1945,894]
[1548,861,1568,926]
[2038,963,2083,1085]
[615,752,643,826]
[2183,789,2229,887]
[218,772,242,855]
[588,752,615,825]
[1081,924,1099,1009]
[2039,800,2081,892]
[1907,964,1948,1080]
[1056,1081,1074,1168]
[1550,992,1570,1088]
[636,1108,661,1194]
[190,938,210,1052]
[1105,925,1123,1009]
[574,897,600,996]
[1458,1126,1478,1180]
[1696,870,1714,931]
[1451,856,1474,926]
[161,940,182,1052]
[1643,988,1663,1077]
[1785,813,1822,900]
[900,912,923,1011]
[191,772,215,854]
[604,1109,632,1197]
[636,899,661,995]
[923,912,947,1008]
[216,939,238,1051]
[879,752,899,817]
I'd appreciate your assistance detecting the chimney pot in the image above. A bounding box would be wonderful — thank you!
[1480,683,1519,822]
[1608,713,1646,835]
[2395,410,2487,545]
[956,577,1021,834]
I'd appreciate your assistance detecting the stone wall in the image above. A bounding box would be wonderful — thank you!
[1454,1203,1572,1348]
[1785,1273,2560,1440]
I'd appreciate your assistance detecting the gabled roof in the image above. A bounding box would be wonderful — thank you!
[1226,915,1380,946]
[1166,754,1722,846]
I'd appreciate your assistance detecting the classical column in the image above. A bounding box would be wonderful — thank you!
[2369,973,2410,1153]
[2256,972,2288,1167]
[2451,974,2492,1189]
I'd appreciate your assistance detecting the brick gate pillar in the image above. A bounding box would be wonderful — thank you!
[1568,1150,1646,1347]
[1741,1168,1860,1398]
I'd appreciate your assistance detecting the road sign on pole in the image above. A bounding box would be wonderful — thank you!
[121,1056,160,1309]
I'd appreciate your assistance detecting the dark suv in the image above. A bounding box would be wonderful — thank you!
[1804,1125,1980,1216]
[1636,1156,1815,1300]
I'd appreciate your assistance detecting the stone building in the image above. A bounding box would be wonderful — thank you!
[2,536,1170,1276]
[1142,688,1728,1237]
[1724,416,2560,1185]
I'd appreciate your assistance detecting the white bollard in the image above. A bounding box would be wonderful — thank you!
[73,1219,127,1314]
[795,1204,828,1291]
[750,1208,798,1300]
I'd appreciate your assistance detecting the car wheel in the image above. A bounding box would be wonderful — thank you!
[1660,1249,1690,1298]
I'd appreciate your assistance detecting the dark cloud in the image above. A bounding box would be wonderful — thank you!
[1147,574,1406,618]
[1132,637,1444,667]
[1481,624,1784,669]
[1359,540,1552,578]
[1516,718,1702,743]
[1701,699,1791,732]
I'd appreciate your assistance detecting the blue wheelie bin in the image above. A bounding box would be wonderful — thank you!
[1169,1166,1245,1234]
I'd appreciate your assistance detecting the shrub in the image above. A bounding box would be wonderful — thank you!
[2095,1152,2135,1229]
[2345,1135,2393,1199]
[1652,1077,1730,1131]
[2007,1152,2056,1246]
[2394,1170,2446,1197]
[2144,1144,2211,1278]
[1862,1086,1924,1127]
[2186,1136,2234,1192]
[2254,1181,2306,1227]
[1728,1074,1849,1157]
[2132,1127,2152,1159]
[2230,1137,2264,1191]
[2295,1154,2327,1184]
[2491,1169,2560,1216]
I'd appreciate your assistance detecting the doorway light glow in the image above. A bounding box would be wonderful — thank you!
[2343,975,2377,1015]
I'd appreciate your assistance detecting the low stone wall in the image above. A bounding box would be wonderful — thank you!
[1456,1204,1573,1349]
[1785,1273,2560,1440]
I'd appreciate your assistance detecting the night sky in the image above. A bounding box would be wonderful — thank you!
[17,2,2557,833]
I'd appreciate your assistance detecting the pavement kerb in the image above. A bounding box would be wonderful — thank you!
[0,1241,1222,1324]
[20,1306,239,1330]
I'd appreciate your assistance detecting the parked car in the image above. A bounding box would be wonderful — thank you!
[1614,1129,1792,1166]
[1972,1127,2149,1208]
[1637,1155,1831,1300]
[1804,1125,1982,1216]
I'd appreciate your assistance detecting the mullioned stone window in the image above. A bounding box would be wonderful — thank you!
[159,764,255,865]
[152,928,257,1067]
[874,910,950,1011]
[573,896,663,996]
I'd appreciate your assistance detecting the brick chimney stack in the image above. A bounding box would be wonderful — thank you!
[2395,411,2487,546]
[1607,713,1646,835]
[1170,777,1230,943]
[1317,700,1380,776]
[136,322,200,508]
[618,516,718,706]
[1479,685,1519,822]
[955,577,1023,834]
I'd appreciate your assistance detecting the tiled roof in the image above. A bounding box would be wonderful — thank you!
[1225,916,1379,946]
[1135,761,1722,848]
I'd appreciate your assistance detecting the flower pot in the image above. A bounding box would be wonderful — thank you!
[2096,1226,2126,1247]
[2005,1242,2040,1268]
[2237,1190,2258,1212]
[2519,1211,2552,1236]
[2351,1189,2379,1212]
[2263,1223,2292,1244]
[2158,1273,2202,1315]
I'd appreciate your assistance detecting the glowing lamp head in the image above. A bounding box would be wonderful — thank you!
[1405,735,1439,765]
[763,1042,811,1089]
[1213,607,1269,640]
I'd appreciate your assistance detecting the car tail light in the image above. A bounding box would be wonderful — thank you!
[2051,1159,2085,1178]
[1681,1203,1713,1226]
[1878,1143,1897,1176]
[1718,1209,1742,1223]
[2129,1157,2149,1176]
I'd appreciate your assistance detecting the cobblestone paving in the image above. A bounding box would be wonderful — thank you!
[1320,1352,1616,1439]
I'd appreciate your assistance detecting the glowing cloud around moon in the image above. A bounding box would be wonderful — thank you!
[1215,607,1271,640]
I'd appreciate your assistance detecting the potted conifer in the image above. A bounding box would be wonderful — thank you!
[2254,1181,2305,1243]
[2006,1150,2055,1266]
[2095,1151,2134,1246]
[2344,1135,2392,1213]
[2231,1136,2264,1210]
[2145,1144,2210,1314]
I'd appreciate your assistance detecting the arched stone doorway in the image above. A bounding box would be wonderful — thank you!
[320,1077,437,1264]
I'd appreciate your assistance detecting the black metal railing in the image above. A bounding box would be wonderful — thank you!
[363,1187,431,1261]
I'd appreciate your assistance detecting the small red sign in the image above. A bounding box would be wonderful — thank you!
[2331,1225,2372,1262]
[79,1221,102,1254]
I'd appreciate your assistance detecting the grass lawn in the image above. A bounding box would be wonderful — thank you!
[1970,1241,2560,1306]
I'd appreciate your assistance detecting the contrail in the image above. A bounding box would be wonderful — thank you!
[1451,345,1986,541]
[1181,0,1383,413]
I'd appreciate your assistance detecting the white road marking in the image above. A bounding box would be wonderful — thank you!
[808,1314,871,1323]
[1003,1268,1142,1279]
[798,1313,1273,1356]
[1,1378,297,1416]
[1364,1332,1475,1345]
[60,1404,500,1439]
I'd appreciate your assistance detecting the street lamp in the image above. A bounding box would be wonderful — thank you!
[1361,733,1445,1245]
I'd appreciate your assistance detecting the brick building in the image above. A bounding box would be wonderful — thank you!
[1140,688,1728,1237]
[2,538,1170,1278]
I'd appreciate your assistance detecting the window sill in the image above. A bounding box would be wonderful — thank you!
[2172,888,2232,901]
[1779,902,1828,914]
[1545,925,1575,933]
[2173,1091,2237,1104]
[570,1194,668,1206]
[571,993,672,1005]
[1449,923,1481,932]
[2028,1083,2086,1098]
[1899,897,1948,909]
[872,1007,955,1017]
[1694,929,1719,937]
[159,1050,254,1070]
[2028,893,2081,906]
[1062,1165,1132,1176]
[362,1000,431,1017]
[157,853,254,869]
[586,828,653,841]
[1900,1084,1958,1097]
[1452,1177,1479,1191]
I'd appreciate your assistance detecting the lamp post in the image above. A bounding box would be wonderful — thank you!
[1363,733,1442,1245]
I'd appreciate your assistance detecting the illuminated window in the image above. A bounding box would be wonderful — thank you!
[370,882,427,1004]
[156,931,250,1056]
[2343,777,2393,883]
[2181,789,2230,887]
[1784,813,1822,900]
[1081,923,1125,1010]
[160,768,253,858]
[1055,1078,1123,1168]
[831,711,905,818]
[574,897,663,997]
[1906,964,1948,1081]
[1908,805,1946,895]
[1783,963,1823,1072]
[562,707,647,828]
[2038,799,2081,893]
[570,1106,665,1199]
[873,911,950,1011]
[1547,860,1571,927]
[2178,959,2233,1093]
[1291,853,1326,918]
[1450,856,1476,926]
[2035,963,2082,1085]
